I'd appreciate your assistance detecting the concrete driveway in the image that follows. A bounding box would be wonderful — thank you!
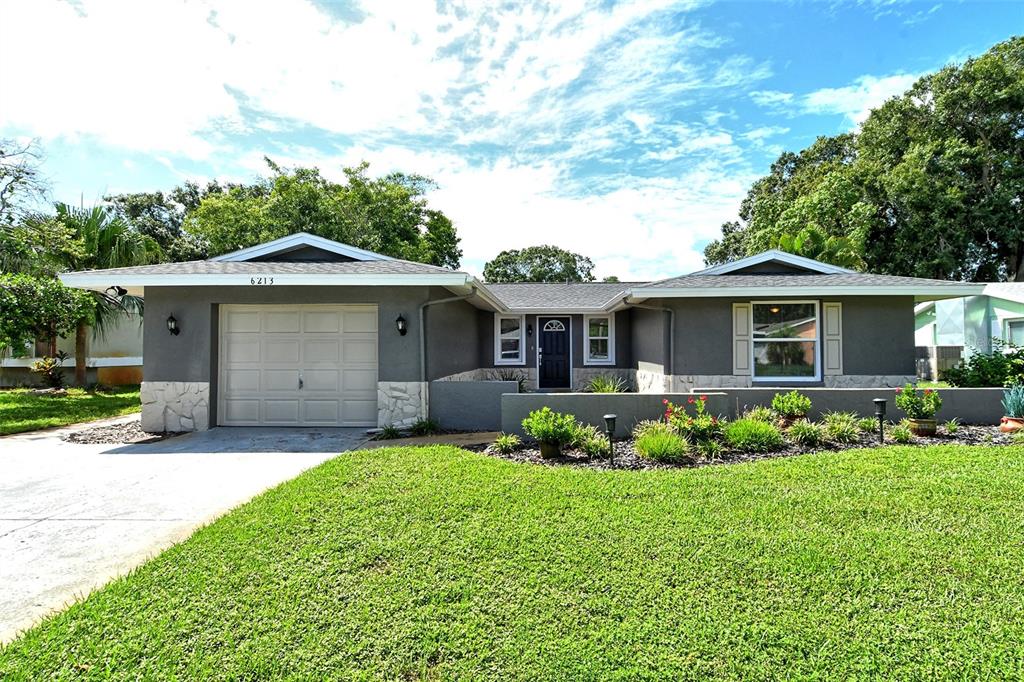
[0,420,366,642]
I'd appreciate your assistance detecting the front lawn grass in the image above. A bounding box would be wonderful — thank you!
[0,385,140,435]
[3,445,1024,679]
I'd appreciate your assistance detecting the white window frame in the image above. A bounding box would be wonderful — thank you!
[494,314,526,365]
[749,300,821,383]
[1005,317,1024,347]
[583,314,615,366]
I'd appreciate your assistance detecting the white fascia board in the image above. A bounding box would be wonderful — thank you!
[627,284,986,301]
[466,278,509,312]
[60,272,472,288]
[689,250,855,276]
[504,307,614,314]
[210,232,393,262]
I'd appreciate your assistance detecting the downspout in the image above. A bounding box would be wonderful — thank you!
[624,298,675,376]
[419,287,478,383]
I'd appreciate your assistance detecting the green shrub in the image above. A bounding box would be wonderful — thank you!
[30,351,70,389]
[788,419,826,447]
[665,396,722,444]
[856,417,878,433]
[944,418,961,435]
[633,420,673,439]
[521,407,578,446]
[695,440,723,460]
[586,375,629,393]
[823,411,859,444]
[572,423,610,457]
[771,390,812,418]
[377,425,401,440]
[634,427,691,463]
[891,420,914,444]
[942,339,1024,387]
[1002,386,1024,418]
[742,405,776,423]
[410,418,441,436]
[723,418,784,453]
[492,433,521,454]
[895,384,942,419]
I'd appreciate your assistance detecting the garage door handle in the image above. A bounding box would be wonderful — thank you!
[298,376,304,390]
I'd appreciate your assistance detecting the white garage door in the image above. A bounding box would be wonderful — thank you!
[218,304,378,427]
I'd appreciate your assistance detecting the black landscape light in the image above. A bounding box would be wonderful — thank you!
[395,314,408,336]
[166,314,180,336]
[873,398,887,444]
[603,413,617,465]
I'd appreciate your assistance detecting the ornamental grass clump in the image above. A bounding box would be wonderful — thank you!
[1002,386,1024,418]
[823,411,860,444]
[491,433,521,454]
[633,421,691,464]
[891,420,914,444]
[771,390,812,419]
[572,423,610,458]
[787,419,826,447]
[723,418,784,453]
[664,395,723,445]
[743,405,776,423]
[585,375,629,393]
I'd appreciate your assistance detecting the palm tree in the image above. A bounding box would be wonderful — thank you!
[53,203,161,385]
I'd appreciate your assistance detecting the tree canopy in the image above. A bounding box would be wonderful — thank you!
[483,245,596,283]
[704,36,1024,281]
[0,274,93,355]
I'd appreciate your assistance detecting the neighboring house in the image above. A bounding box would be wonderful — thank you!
[0,313,143,388]
[59,233,981,432]
[914,284,1024,379]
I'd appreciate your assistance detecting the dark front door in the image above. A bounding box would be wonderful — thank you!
[538,316,570,389]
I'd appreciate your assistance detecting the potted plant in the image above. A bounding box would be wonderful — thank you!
[894,383,942,436]
[521,407,578,458]
[1000,385,1024,433]
[770,390,812,428]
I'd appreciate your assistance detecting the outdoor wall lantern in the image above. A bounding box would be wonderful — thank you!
[106,285,127,298]
[603,413,617,465]
[166,315,180,336]
[395,314,408,336]
[873,398,887,444]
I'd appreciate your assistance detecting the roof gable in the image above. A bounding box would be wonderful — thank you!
[690,250,856,276]
[210,232,393,263]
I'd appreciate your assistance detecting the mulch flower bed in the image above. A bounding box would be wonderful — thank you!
[477,424,1021,471]
[63,418,181,445]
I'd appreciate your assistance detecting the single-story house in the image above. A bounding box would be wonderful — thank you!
[59,233,982,432]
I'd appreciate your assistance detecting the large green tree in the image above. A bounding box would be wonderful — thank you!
[185,160,462,268]
[704,36,1024,281]
[0,274,93,359]
[483,245,596,283]
[105,181,222,261]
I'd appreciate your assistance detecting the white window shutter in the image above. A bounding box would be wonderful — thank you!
[823,302,843,376]
[732,303,751,375]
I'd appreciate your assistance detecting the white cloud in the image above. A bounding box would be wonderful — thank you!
[802,73,920,124]
[749,90,794,106]
[742,125,789,141]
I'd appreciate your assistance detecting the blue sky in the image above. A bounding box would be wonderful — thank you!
[0,0,1019,279]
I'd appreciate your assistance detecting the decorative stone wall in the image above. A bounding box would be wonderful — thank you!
[636,369,670,393]
[377,381,428,427]
[823,375,915,388]
[140,381,210,433]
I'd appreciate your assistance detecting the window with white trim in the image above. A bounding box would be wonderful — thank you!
[750,302,819,381]
[494,315,525,365]
[584,315,615,365]
[1007,319,1024,346]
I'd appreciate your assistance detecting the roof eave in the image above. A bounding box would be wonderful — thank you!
[58,271,474,291]
[626,284,986,302]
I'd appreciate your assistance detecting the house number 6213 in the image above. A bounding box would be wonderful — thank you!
[250,277,274,285]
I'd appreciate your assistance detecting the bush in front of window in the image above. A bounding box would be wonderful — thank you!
[770,390,812,419]
[723,418,784,453]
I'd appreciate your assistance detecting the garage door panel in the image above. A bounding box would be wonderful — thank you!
[304,339,340,363]
[265,311,301,333]
[220,304,379,427]
[343,339,376,364]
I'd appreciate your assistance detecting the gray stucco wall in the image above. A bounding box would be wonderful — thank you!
[143,285,474,385]
[430,380,518,430]
[424,298,482,380]
[630,307,668,372]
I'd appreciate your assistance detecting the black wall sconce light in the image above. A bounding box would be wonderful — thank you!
[527,323,533,336]
[166,314,180,336]
[396,314,408,336]
[106,285,127,298]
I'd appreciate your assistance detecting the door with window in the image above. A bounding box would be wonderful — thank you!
[538,316,570,389]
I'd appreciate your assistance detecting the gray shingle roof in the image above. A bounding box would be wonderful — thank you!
[485,282,644,310]
[643,273,974,289]
[63,259,460,276]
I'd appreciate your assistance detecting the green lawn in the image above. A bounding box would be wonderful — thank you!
[0,385,141,435]
[3,445,1024,679]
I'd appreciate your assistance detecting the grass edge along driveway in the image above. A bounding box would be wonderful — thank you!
[3,444,1024,679]
[0,385,140,435]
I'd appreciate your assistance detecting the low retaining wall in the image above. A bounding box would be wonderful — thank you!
[501,387,1008,436]
[430,380,519,431]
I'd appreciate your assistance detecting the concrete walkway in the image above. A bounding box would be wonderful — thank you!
[0,424,367,642]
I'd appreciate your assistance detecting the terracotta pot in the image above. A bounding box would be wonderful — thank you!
[1000,416,1024,433]
[907,418,937,437]
[539,441,562,459]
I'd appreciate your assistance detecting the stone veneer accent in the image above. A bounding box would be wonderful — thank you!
[140,381,210,433]
[823,375,915,388]
[638,373,916,392]
[377,381,427,427]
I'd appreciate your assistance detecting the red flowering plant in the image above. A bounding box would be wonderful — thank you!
[663,395,723,444]
[894,383,942,419]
